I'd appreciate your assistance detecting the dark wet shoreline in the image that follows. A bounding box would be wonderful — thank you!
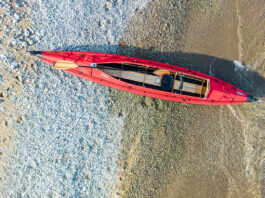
[111,0,265,197]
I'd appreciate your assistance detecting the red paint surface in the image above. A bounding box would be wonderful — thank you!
[39,51,249,105]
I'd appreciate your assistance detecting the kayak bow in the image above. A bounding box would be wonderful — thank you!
[31,51,259,105]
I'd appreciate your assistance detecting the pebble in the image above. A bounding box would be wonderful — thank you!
[14,13,20,20]
[143,97,152,108]
[0,74,3,83]
[14,3,20,8]
[27,39,34,46]
[21,41,28,48]
[24,29,30,37]
[10,63,18,70]
[5,25,11,33]
[10,39,17,46]
[40,29,45,36]
[17,116,26,123]
[3,4,11,12]
[5,121,9,127]
[16,28,23,36]
[115,0,122,6]
[107,30,114,43]
[9,96,18,102]
[15,75,22,82]
[0,91,7,98]
[99,19,107,28]
[105,2,113,11]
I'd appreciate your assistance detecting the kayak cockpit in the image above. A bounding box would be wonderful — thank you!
[98,63,210,98]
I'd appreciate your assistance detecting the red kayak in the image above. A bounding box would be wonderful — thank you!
[31,51,259,105]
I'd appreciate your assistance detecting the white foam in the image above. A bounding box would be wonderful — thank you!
[233,60,245,72]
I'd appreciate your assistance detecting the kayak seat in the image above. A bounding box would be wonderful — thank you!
[161,75,174,91]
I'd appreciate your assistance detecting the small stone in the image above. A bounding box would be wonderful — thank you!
[115,0,122,6]
[15,75,22,81]
[24,29,30,37]
[31,64,37,70]
[143,97,152,108]
[0,74,3,83]
[105,2,112,11]
[0,91,7,98]
[64,172,72,179]
[27,39,34,46]
[17,116,26,123]
[30,29,35,35]
[29,161,37,169]
[16,44,23,50]
[0,99,4,103]
[10,38,17,46]
[155,100,163,110]
[21,41,28,48]
[4,25,11,33]
[40,29,45,36]
[9,96,17,102]
[14,13,20,20]
[107,18,113,24]
[107,30,114,43]
[119,41,126,46]
[10,63,18,70]
[16,28,23,37]
[4,121,9,126]
[118,111,123,117]
[24,78,30,84]
[99,19,107,28]
[3,4,11,11]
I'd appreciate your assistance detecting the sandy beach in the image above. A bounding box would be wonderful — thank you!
[0,0,264,197]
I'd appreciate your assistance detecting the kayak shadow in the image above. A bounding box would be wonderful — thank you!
[116,45,265,98]
[60,44,265,98]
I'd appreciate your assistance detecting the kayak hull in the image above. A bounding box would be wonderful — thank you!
[36,51,253,105]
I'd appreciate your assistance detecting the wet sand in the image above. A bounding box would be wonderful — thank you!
[111,0,265,197]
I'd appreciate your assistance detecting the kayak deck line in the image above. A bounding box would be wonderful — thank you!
[31,51,259,105]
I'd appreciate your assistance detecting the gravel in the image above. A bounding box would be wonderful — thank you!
[2,67,125,197]
[0,0,151,197]
[0,74,3,83]
[30,0,151,53]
